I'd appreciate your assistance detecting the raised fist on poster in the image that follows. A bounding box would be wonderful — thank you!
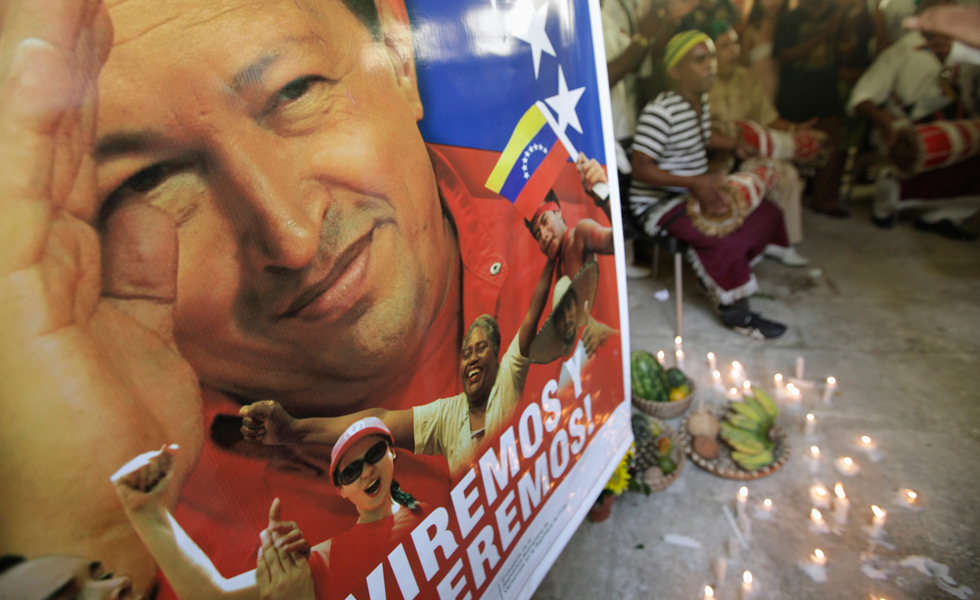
[0,0,203,588]
[241,400,300,446]
[111,445,178,516]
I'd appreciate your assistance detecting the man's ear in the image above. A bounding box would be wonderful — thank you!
[377,0,423,121]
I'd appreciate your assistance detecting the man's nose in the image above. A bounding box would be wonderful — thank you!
[218,142,325,272]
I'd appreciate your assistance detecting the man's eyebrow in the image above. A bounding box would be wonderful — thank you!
[231,53,281,93]
[95,131,162,162]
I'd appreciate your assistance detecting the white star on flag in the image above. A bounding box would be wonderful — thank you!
[545,65,586,134]
[508,0,555,79]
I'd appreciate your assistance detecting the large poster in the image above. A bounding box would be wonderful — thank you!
[0,1,631,599]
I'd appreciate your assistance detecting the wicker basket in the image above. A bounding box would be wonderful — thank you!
[679,405,791,481]
[632,381,696,420]
[631,412,685,492]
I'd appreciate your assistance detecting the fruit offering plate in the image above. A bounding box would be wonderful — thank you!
[679,406,790,480]
[632,381,696,420]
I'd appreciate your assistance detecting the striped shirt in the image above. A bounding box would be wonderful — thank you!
[630,91,712,230]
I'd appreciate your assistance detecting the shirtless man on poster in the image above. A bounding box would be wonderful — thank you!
[0,0,568,592]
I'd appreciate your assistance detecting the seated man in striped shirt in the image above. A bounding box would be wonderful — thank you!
[630,31,793,340]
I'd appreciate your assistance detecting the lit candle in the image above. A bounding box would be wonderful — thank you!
[712,370,724,392]
[741,571,753,599]
[859,435,877,452]
[836,455,860,476]
[703,584,715,600]
[905,489,918,506]
[832,482,851,524]
[737,486,748,521]
[810,483,831,509]
[656,350,665,365]
[804,413,816,437]
[810,548,827,566]
[822,376,837,404]
[675,335,683,350]
[786,383,801,405]
[810,508,826,528]
[762,498,772,512]
[707,352,717,372]
[676,349,686,370]
[730,387,740,400]
[869,505,887,538]
[796,356,805,379]
[773,373,785,399]
[808,445,821,474]
[742,380,752,393]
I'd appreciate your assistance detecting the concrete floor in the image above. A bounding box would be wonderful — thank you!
[532,196,980,600]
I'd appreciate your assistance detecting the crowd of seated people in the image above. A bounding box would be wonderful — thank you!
[602,0,980,339]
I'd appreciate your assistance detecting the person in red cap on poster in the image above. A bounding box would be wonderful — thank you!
[239,256,558,477]
[109,418,429,600]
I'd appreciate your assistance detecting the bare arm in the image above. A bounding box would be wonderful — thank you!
[112,447,258,600]
[574,219,615,255]
[241,402,417,452]
[631,152,728,217]
[519,257,557,358]
[904,5,980,49]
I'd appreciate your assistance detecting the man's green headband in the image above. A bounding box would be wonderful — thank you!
[664,30,712,71]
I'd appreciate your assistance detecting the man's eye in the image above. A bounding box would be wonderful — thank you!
[278,77,314,102]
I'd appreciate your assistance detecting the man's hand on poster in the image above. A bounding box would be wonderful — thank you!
[691,174,729,217]
[241,400,299,445]
[582,317,617,358]
[0,0,203,587]
[576,153,610,214]
[256,531,314,600]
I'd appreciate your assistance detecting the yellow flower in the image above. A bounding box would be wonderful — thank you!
[605,445,634,496]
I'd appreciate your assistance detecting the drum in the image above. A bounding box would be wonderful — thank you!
[687,161,780,238]
[890,119,980,178]
[736,121,827,166]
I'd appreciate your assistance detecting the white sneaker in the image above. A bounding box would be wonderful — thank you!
[764,245,810,267]
[625,263,651,279]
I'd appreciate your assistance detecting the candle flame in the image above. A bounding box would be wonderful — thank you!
[743,571,753,584]
[807,413,815,421]
[733,361,742,370]
[739,486,748,498]
[763,498,772,508]
[704,585,714,598]
[743,380,751,390]
[810,446,820,457]
[814,549,824,560]
[712,370,721,380]
[907,490,917,501]
[835,482,845,498]
[676,350,684,358]
[787,383,800,396]
[843,457,853,467]
[827,376,836,385]
[675,336,682,345]
[815,486,826,497]
[707,352,715,360]
[811,508,822,521]
[730,387,738,395]
[872,505,884,518]
[861,435,871,444]
[731,369,739,379]
[657,351,665,360]
[774,373,783,382]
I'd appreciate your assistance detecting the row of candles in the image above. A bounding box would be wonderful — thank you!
[692,353,921,598]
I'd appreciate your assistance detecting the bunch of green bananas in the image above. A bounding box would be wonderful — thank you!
[721,388,780,471]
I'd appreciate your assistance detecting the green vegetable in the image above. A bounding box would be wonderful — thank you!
[631,351,669,402]
[658,456,677,475]
[665,367,688,389]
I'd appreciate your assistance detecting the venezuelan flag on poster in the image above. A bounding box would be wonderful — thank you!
[485,101,578,220]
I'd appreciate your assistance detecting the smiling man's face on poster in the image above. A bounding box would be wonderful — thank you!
[97,0,453,412]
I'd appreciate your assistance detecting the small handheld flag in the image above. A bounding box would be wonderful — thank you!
[485,101,578,219]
